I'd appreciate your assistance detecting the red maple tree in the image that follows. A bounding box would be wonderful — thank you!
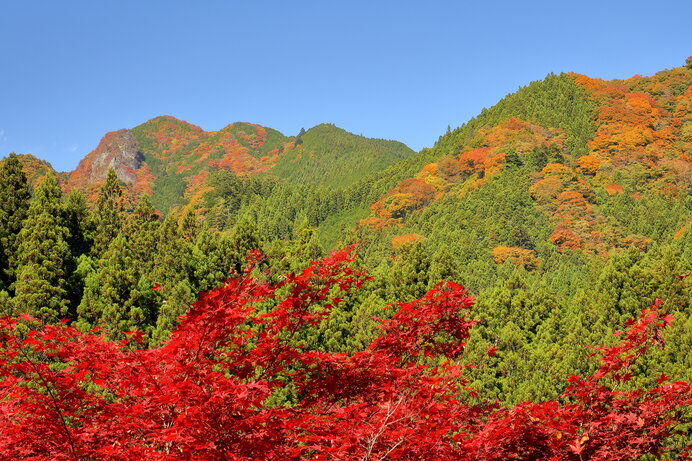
[0,246,689,459]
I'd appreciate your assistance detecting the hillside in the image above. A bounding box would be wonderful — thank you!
[57,117,416,212]
[0,61,689,412]
[268,124,415,189]
[359,66,691,255]
[5,154,65,189]
[65,116,287,211]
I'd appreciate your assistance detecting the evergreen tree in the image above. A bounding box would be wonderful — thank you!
[204,197,232,231]
[427,245,461,288]
[181,209,199,242]
[13,173,71,321]
[77,232,156,337]
[229,214,263,273]
[150,215,192,285]
[203,170,243,217]
[93,168,125,256]
[64,190,95,315]
[124,195,160,271]
[503,150,523,168]
[295,127,306,145]
[64,190,95,258]
[151,279,194,345]
[148,215,195,339]
[192,229,235,292]
[0,153,31,291]
[388,241,431,302]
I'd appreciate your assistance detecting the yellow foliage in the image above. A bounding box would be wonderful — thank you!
[576,155,601,175]
[492,246,540,270]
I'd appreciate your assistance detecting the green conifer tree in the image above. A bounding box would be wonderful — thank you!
[77,232,151,336]
[64,190,95,258]
[0,153,31,291]
[192,229,235,292]
[151,279,194,345]
[181,209,199,242]
[388,241,431,301]
[147,215,195,339]
[93,168,125,256]
[124,195,160,272]
[13,173,71,321]
[64,190,95,315]
[229,214,263,273]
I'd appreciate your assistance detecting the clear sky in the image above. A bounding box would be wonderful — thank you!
[1,0,690,172]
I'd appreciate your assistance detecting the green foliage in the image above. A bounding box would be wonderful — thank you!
[0,153,31,291]
[12,173,71,321]
[388,240,432,301]
[202,170,243,214]
[93,168,125,256]
[269,124,415,189]
[3,66,689,410]
[435,73,596,157]
[151,173,186,212]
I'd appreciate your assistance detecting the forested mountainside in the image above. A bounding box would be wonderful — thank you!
[0,60,690,413]
[67,117,415,212]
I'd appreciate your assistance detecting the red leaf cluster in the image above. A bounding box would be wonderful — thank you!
[0,249,689,459]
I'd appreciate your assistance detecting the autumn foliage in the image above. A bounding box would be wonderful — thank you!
[492,246,540,270]
[0,247,689,459]
[572,69,691,197]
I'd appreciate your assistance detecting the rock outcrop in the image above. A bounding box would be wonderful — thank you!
[69,129,143,188]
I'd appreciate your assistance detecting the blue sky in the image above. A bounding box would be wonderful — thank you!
[1,0,690,172]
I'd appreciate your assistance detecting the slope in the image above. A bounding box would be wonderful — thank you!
[268,124,416,189]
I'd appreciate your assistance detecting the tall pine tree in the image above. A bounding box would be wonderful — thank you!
[64,190,95,315]
[0,153,31,292]
[150,215,195,344]
[93,168,125,256]
[12,172,71,320]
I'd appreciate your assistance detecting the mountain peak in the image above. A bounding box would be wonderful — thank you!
[69,129,143,189]
[143,115,204,131]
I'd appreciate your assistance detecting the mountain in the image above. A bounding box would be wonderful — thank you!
[58,116,414,212]
[1,60,689,410]
[66,116,285,211]
[357,65,691,260]
[269,124,415,189]
[2,62,689,255]
[9,154,66,189]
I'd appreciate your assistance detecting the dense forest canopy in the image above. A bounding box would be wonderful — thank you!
[0,60,690,458]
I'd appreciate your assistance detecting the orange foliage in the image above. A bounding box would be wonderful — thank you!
[458,147,491,174]
[491,246,540,270]
[367,117,569,224]
[529,176,564,204]
[359,216,402,231]
[391,233,427,250]
[555,190,589,216]
[540,163,574,180]
[549,227,583,252]
[673,218,691,240]
[576,155,601,175]
[572,67,691,196]
[528,157,613,253]
[604,184,624,195]
[420,163,439,177]
[371,178,436,220]
[622,234,653,250]
[7,154,59,191]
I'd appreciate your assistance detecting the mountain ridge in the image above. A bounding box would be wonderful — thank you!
[1,61,689,411]
[3,61,690,258]
[8,116,417,213]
